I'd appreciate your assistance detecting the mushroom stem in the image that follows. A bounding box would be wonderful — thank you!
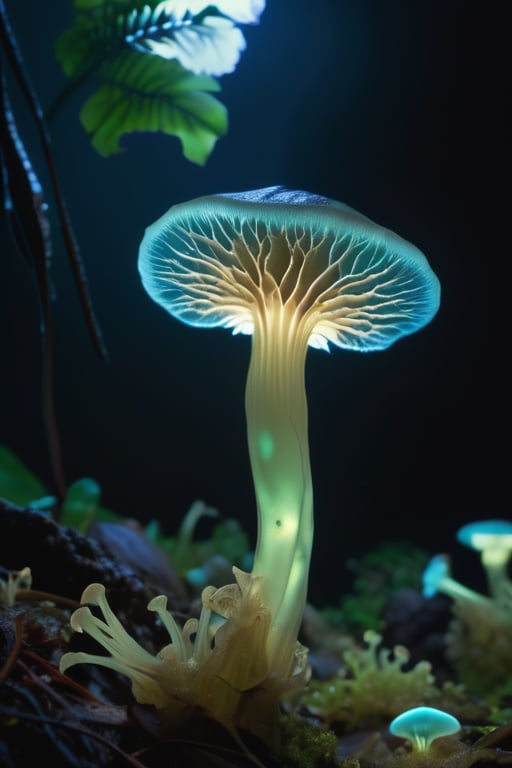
[245,302,313,675]
[481,560,512,607]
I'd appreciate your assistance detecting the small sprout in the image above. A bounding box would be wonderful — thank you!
[60,478,102,532]
[390,705,461,752]
[0,566,32,606]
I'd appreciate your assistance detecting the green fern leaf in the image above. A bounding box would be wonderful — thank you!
[52,1,233,164]
[79,51,227,164]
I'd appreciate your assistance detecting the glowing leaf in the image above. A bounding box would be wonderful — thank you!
[52,1,265,164]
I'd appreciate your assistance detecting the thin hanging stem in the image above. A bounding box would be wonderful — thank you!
[0,0,108,362]
[0,0,111,506]
[0,64,67,500]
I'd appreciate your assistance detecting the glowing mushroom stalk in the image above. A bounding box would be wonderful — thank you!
[138,185,440,677]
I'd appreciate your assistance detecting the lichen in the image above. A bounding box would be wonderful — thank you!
[445,598,512,697]
[299,630,441,731]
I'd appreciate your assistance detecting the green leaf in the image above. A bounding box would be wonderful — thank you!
[79,52,227,164]
[59,477,125,532]
[0,444,48,506]
[75,0,127,8]
[59,477,101,531]
[54,1,132,77]
[52,0,230,164]
[54,15,99,78]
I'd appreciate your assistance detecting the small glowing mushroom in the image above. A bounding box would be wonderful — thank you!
[138,186,440,676]
[390,706,461,752]
[422,553,490,605]
[457,519,512,604]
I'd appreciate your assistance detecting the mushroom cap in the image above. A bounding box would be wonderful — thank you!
[390,706,461,751]
[422,554,450,598]
[457,519,512,548]
[138,186,440,352]
[457,519,512,565]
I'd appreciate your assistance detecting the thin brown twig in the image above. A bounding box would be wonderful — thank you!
[20,648,111,706]
[15,588,80,610]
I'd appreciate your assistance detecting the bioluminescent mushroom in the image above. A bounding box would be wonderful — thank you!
[137,185,440,677]
[457,519,512,604]
[390,706,461,752]
[422,553,490,606]
[423,524,512,696]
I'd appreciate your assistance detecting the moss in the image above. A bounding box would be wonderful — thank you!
[299,630,441,731]
[278,714,341,768]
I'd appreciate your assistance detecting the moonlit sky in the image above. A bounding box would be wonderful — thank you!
[0,1,505,602]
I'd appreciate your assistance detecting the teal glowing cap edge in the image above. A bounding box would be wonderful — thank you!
[457,519,512,548]
[138,185,441,351]
[390,706,461,751]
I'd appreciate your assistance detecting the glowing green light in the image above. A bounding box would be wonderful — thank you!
[258,430,274,460]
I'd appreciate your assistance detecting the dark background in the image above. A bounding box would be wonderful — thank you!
[0,1,507,604]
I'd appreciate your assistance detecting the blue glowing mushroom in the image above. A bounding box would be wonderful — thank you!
[457,519,512,603]
[390,706,461,752]
[138,185,441,678]
[422,553,490,605]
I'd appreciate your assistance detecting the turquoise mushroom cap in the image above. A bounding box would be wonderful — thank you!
[422,554,450,599]
[390,706,461,752]
[138,186,440,353]
[457,519,512,567]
